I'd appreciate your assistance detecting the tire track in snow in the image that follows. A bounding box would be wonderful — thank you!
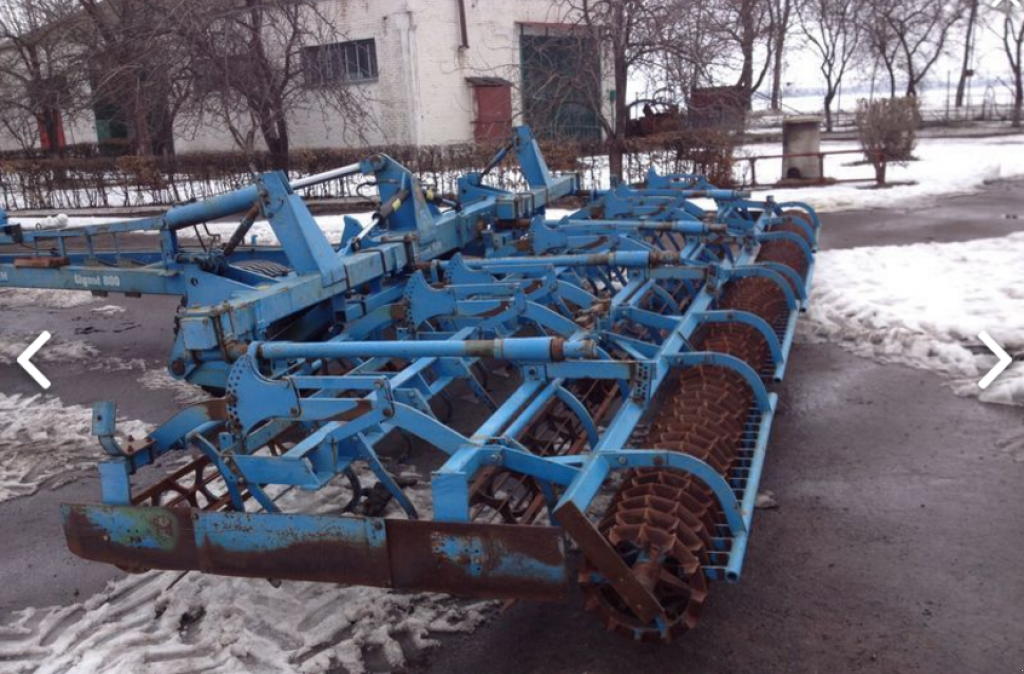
[0,393,151,503]
[0,483,495,674]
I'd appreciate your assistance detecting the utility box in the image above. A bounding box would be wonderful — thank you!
[782,116,822,181]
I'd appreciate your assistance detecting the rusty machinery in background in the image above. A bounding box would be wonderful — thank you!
[0,126,818,642]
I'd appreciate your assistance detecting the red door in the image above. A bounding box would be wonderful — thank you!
[472,82,512,142]
[38,110,66,151]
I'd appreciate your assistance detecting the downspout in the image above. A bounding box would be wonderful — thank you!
[457,0,469,49]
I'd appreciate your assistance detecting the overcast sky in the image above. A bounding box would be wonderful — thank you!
[627,4,1022,111]
[778,4,1021,107]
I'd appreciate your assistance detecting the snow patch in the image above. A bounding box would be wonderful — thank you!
[52,211,376,249]
[0,288,97,309]
[138,369,211,406]
[0,569,494,674]
[91,304,127,316]
[0,332,98,364]
[805,232,1024,405]
[0,393,150,502]
[745,136,1024,213]
[206,212,374,247]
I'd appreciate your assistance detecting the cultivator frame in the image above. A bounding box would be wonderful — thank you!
[0,126,819,641]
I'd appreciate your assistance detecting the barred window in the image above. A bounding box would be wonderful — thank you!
[302,39,378,87]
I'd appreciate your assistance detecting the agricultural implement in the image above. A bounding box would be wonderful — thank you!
[0,127,818,641]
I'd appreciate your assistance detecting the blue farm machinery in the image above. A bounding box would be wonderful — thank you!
[0,127,818,641]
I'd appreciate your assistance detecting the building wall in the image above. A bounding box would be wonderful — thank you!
[391,0,612,146]
[174,0,415,153]
[0,0,609,155]
[175,0,605,152]
[404,0,571,146]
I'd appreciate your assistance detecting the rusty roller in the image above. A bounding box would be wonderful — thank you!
[580,214,813,641]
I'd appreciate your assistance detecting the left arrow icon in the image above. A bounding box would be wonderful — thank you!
[17,330,52,390]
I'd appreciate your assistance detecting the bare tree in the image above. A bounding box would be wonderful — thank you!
[549,0,700,179]
[158,0,374,172]
[955,0,980,108]
[726,0,776,103]
[0,0,84,155]
[862,0,902,98]
[73,0,186,155]
[769,0,798,110]
[879,0,964,98]
[690,0,777,105]
[994,2,1024,127]
[634,0,736,109]
[800,0,864,131]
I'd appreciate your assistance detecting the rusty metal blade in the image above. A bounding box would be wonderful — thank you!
[62,504,569,601]
[555,501,666,624]
[387,519,569,601]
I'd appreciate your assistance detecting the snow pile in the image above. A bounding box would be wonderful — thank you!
[744,136,1024,213]
[29,213,70,230]
[0,287,97,309]
[0,393,151,502]
[804,232,1024,405]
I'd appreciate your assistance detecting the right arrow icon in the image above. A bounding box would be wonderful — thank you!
[978,331,1012,390]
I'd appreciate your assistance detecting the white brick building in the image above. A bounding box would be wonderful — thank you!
[0,0,610,154]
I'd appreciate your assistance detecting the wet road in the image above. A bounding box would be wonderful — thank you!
[822,178,1024,249]
[0,182,1022,672]
[0,294,181,617]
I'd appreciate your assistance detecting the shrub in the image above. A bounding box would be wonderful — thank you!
[855,97,921,185]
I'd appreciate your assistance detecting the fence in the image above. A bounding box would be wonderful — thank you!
[735,149,884,188]
[0,131,737,212]
[0,143,524,211]
[749,100,1019,134]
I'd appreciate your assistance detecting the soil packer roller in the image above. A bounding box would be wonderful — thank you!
[0,127,819,641]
